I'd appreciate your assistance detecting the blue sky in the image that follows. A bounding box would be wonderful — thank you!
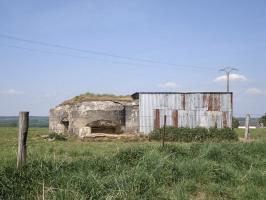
[0,0,265,116]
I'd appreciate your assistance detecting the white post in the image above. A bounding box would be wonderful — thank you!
[245,114,250,141]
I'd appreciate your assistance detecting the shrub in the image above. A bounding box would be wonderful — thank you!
[259,113,266,126]
[232,117,240,128]
[150,127,238,142]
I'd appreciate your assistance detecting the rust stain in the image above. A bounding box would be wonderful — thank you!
[213,94,221,111]
[208,94,213,111]
[208,94,221,111]
[172,110,178,127]
[181,94,186,110]
[154,109,160,129]
[222,112,227,128]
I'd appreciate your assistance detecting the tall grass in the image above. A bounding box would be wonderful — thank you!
[0,128,266,199]
[1,142,266,199]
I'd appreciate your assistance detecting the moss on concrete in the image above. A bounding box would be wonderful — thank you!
[60,92,133,105]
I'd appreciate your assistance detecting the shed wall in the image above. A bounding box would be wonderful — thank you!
[138,93,232,134]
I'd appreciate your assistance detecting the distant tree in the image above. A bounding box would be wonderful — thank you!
[232,117,240,128]
[259,113,266,126]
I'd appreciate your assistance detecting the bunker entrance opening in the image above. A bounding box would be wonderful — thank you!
[88,120,119,134]
[91,127,116,133]
[61,120,69,132]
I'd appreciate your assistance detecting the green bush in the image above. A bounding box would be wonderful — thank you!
[232,117,240,128]
[150,127,238,142]
[259,113,266,126]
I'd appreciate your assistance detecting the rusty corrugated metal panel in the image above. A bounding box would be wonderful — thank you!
[138,92,232,134]
[214,94,221,111]
[154,109,160,129]
[172,110,178,127]
[223,112,227,128]
[208,94,214,111]
[207,94,220,111]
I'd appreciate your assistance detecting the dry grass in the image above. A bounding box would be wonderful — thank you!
[80,133,148,142]
[60,92,133,105]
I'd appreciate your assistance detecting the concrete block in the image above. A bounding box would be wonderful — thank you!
[78,127,91,138]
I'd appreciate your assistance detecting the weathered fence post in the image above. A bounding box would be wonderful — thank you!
[245,114,250,141]
[17,112,29,168]
[162,115,167,147]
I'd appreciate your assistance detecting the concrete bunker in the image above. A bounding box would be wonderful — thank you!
[49,94,139,136]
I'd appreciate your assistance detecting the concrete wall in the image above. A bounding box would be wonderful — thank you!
[125,104,139,133]
[69,110,126,135]
[49,105,71,134]
[49,101,139,136]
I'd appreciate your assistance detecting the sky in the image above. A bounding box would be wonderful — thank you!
[0,0,265,117]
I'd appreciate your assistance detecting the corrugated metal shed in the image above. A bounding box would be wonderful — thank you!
[132,92,233,134]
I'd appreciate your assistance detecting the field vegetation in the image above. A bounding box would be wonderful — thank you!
[0,127,266,199]
[60,92,133,106]
[150,127,238,142]
[0,116,48,127]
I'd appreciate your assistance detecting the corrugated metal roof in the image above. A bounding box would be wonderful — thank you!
[132,92,233,99]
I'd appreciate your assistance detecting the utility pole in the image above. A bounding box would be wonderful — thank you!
[219,67,238,92]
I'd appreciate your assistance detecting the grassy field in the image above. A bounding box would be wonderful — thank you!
[235,128,266,140]
[0,116,48,127]
[0,127,266,199]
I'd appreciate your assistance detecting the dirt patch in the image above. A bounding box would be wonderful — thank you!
[80,133,147,142]
[239,137,255,142]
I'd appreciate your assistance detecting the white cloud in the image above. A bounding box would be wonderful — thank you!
[214,73,247,82]
[0,89,24,95]
[245,88,265,95]
[158,82,180,88]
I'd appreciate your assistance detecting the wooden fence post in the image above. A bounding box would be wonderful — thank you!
[162,115,166,147]
[245,114,250,141]
[17,112,29,168]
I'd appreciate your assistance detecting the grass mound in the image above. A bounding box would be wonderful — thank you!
[60,92,133,105]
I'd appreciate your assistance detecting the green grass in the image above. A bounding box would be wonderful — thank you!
[151,127,238,142]
[235,128,266,140]
[0,128,266,199]
[0,116,48,127]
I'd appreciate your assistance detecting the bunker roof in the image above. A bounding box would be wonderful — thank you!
[60,92,133,106]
